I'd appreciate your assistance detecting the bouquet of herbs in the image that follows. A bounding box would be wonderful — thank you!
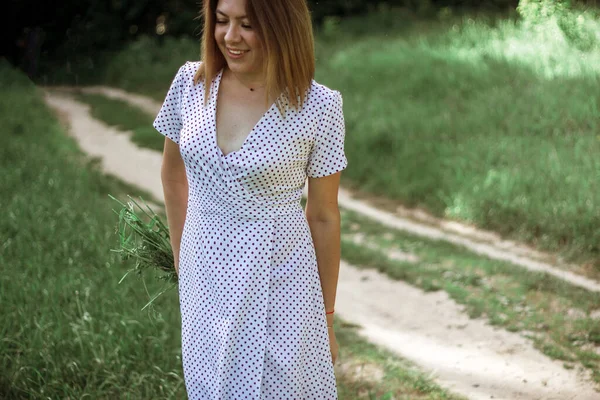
[110,195,177,310]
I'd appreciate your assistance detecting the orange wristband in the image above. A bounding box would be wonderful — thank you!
[326,309,335,315]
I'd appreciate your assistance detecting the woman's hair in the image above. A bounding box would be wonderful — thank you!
[193,0,315,111]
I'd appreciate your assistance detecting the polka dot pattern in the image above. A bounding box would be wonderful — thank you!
[153,61,347,399]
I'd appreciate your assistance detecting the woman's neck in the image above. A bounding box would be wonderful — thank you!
[225,67,266,92]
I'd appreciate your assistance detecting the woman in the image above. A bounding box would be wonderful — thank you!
[153,0,347,397]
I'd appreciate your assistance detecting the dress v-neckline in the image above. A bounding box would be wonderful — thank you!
[212,69,278,159]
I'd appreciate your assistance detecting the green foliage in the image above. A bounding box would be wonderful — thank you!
[518,0,572,21]
[103,35,199,99]
[518,0,600,50]
[21,0,600,84]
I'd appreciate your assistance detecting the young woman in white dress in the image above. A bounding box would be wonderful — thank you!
[155,0,348,397]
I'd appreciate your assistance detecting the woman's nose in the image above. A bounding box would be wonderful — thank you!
[224,24,241,43]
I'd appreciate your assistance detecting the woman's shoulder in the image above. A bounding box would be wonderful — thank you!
[299,80,343,117]
[306,80,342,106]
[175,61,203,86]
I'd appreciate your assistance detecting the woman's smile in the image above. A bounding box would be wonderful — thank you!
[226,47,249,58]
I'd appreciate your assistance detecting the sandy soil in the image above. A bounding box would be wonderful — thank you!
[43,87,600,399]
[337,264,598,399]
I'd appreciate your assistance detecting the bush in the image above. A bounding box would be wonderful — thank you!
[517,0,600,50]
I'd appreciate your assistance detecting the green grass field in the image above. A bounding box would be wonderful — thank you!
[96,8,600,271]
[316,11,600,270]
[0,61,186,399]
[1,61,461,399]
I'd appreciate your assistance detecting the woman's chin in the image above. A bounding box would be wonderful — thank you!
[223,59,261,75]
[218,48,257,71]
[226,62,252,73]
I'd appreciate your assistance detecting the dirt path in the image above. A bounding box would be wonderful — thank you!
[43,90,165,202]
[43,88,600,399]
[337,266,597,400]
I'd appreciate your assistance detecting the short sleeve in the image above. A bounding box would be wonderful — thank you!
[153,64,186,144]
[306,90,348,178]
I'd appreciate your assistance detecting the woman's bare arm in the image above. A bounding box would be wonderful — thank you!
[161,137,188,275]
[305,171,343,328]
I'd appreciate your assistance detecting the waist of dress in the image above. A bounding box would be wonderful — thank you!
[187,196,304,221]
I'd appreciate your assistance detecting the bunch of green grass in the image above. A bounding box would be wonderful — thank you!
[110,195,177,309]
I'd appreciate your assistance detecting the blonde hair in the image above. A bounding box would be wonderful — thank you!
[193,0,315,111]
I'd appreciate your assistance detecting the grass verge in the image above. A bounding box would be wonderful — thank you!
[337,207,600,385]
[335,320,466,400]
[0,60,186,399]
[74,92,163,151]
[0,60,460,399]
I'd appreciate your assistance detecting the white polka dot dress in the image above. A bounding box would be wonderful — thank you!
[153,61,347,399]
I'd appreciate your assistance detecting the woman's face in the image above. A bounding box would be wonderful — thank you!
[214,0,264,78]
